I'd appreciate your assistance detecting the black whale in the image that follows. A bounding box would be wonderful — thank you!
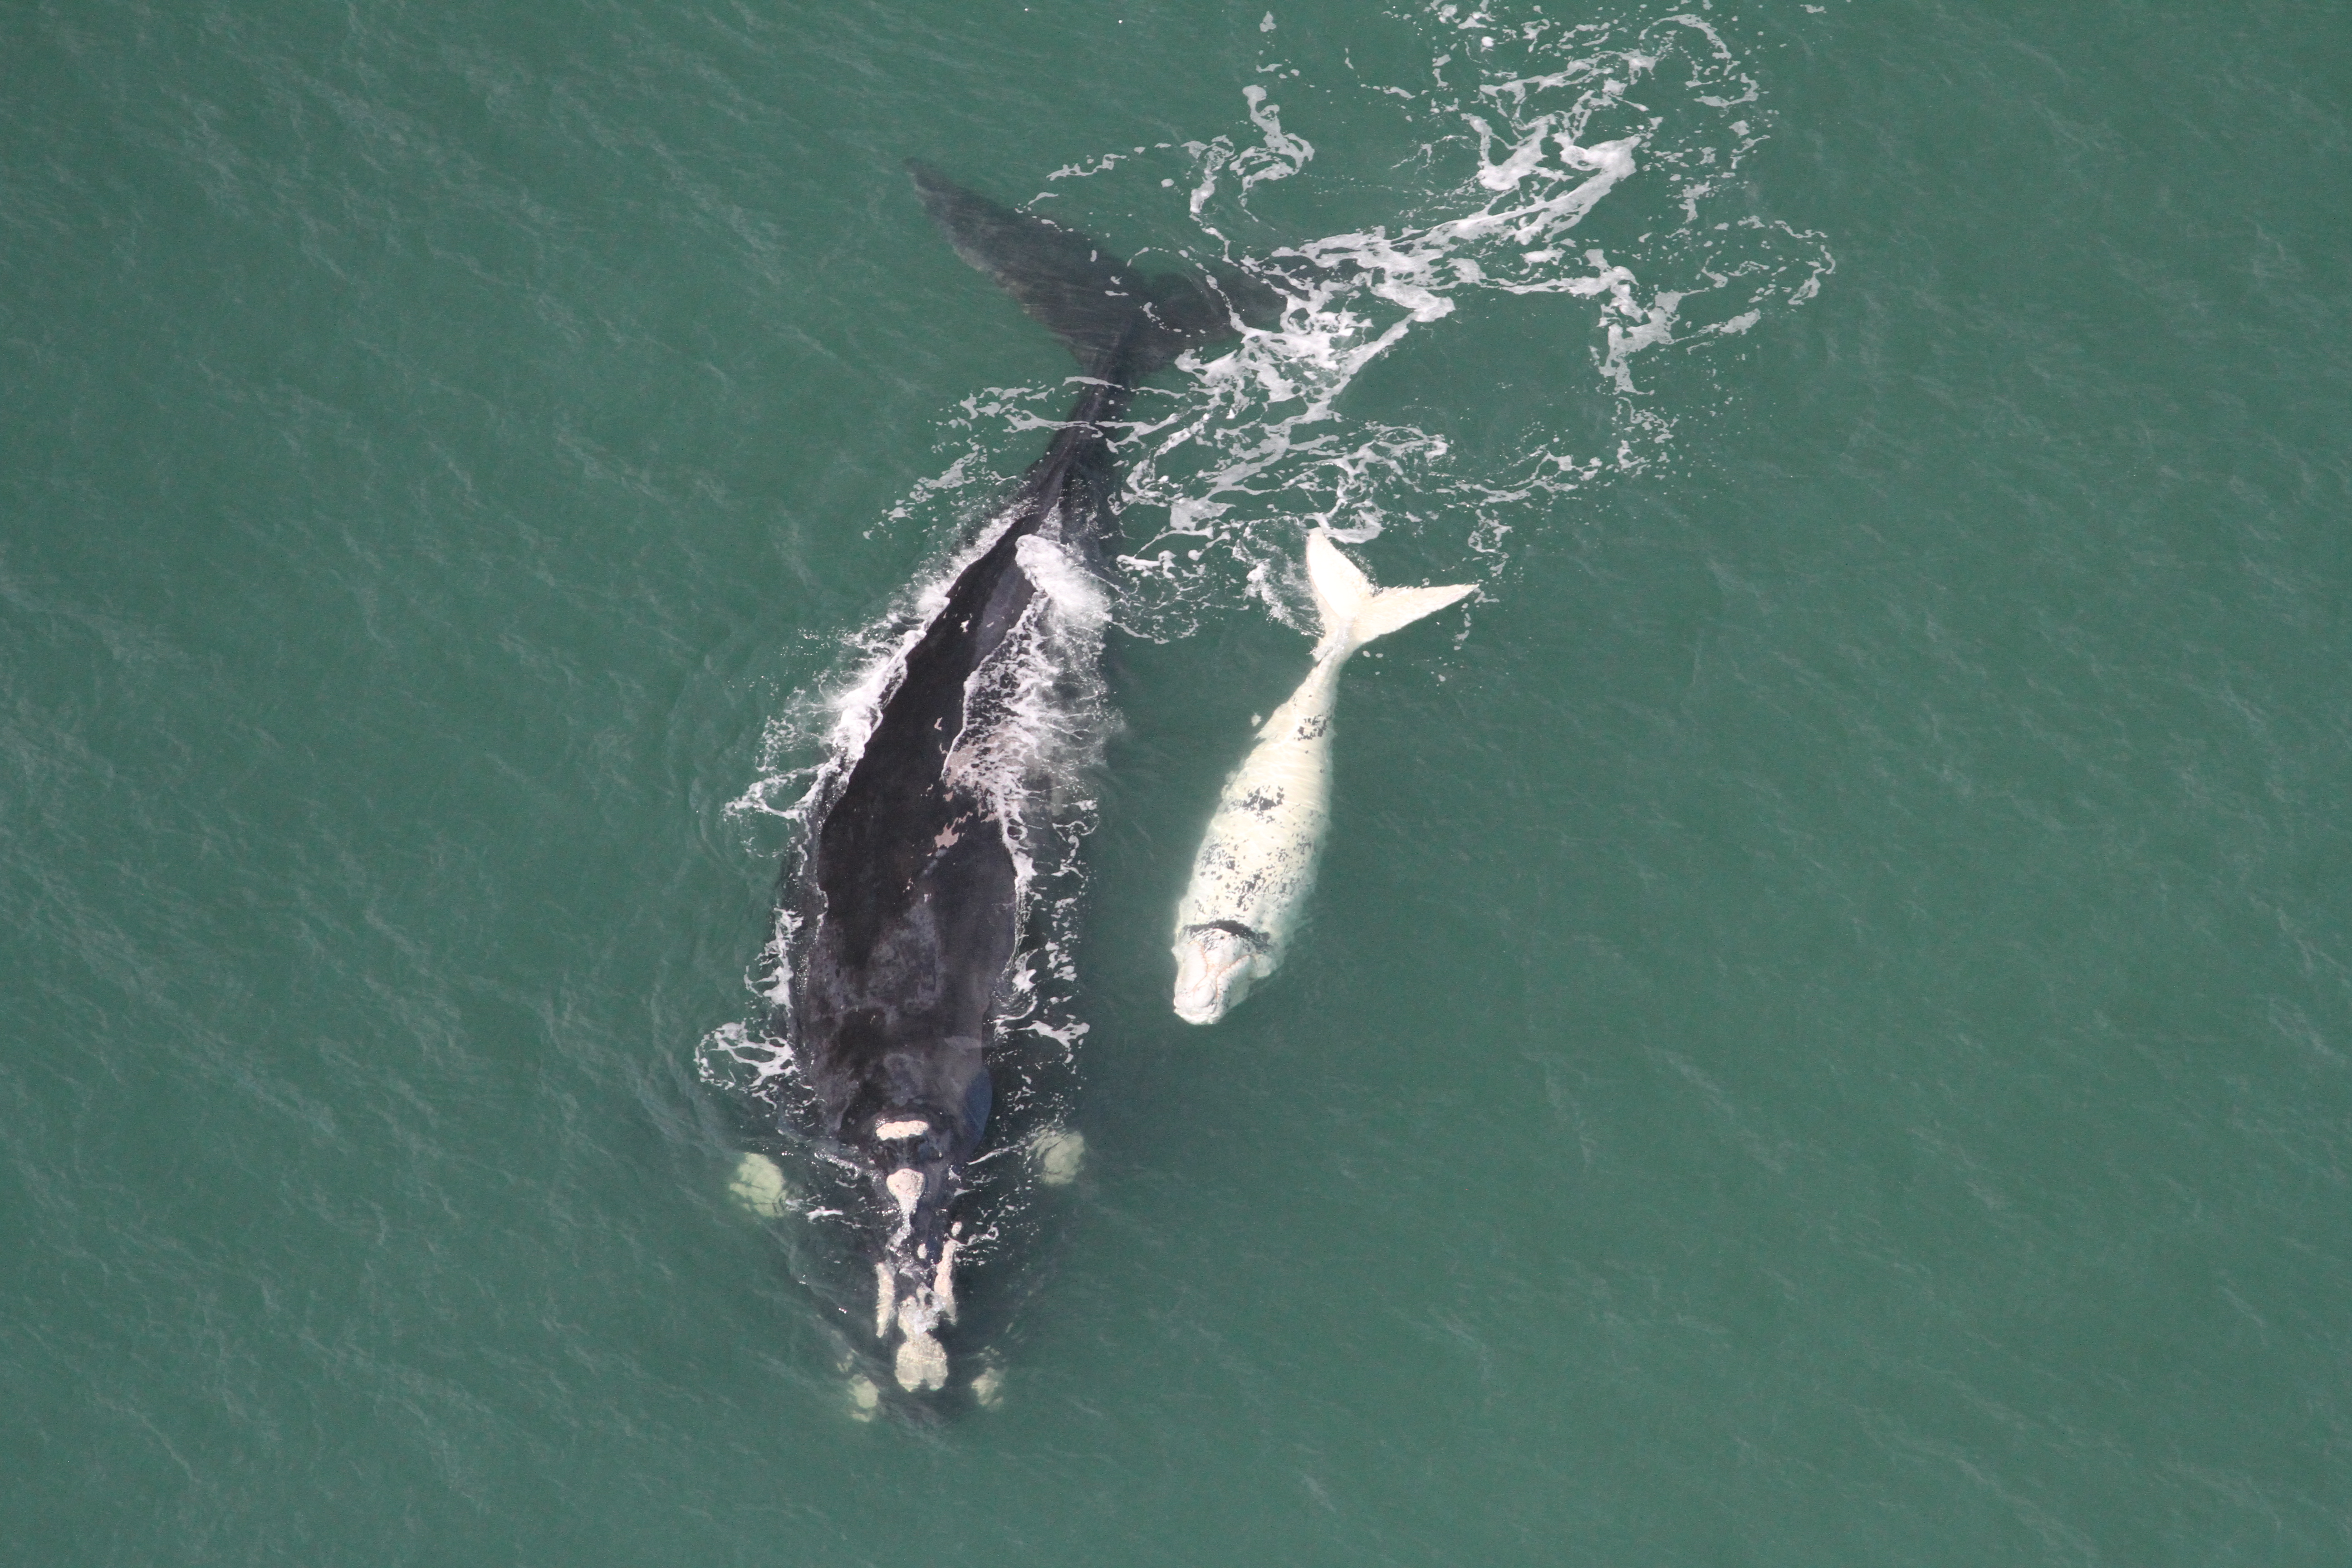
[761,165,1277,1399]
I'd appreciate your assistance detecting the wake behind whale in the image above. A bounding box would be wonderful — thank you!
[717,166,1280,1410]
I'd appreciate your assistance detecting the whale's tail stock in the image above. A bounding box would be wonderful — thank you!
[905,160,1287,386]
[1305,533,1478,662]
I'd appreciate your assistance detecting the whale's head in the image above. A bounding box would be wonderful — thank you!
[1172,921,1271,1025]
[838,1038,994,1399]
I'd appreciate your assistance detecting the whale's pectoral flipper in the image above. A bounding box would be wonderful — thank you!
[906,160,1286,380]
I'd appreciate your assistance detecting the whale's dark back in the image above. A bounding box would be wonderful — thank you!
[794,408,1120,1160]
[774,168,1272,1163]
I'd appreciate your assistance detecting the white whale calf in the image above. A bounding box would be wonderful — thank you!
[1171,534,1475,1024]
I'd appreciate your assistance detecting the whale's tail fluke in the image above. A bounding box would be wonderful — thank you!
[1305,533,1477,660]
[906,161,1284,384]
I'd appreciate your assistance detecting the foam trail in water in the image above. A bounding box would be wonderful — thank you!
[956,0,1835,639]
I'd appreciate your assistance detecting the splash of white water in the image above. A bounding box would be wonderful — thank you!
[941,2,1834,639]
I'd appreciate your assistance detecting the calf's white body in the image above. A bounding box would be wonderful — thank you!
[1171,535,1475,1024]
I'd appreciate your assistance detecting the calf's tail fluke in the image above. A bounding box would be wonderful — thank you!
[905,160,1284,385]
[1305,533,1478,660]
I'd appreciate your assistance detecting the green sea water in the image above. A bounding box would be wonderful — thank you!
[5,0,2349,1561]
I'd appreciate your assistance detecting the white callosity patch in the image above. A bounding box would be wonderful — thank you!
[885,1168,924,1217]
[882,1269,955,1392]
[871,1231,962,1392]
[1173,537,1475,1024]
[894,1319,950,1394]
[872,1118,930,1141]
[893,1292,952,1393]
[869,1158,965,1387]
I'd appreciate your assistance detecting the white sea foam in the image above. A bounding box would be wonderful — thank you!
[978,1,1832,639]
